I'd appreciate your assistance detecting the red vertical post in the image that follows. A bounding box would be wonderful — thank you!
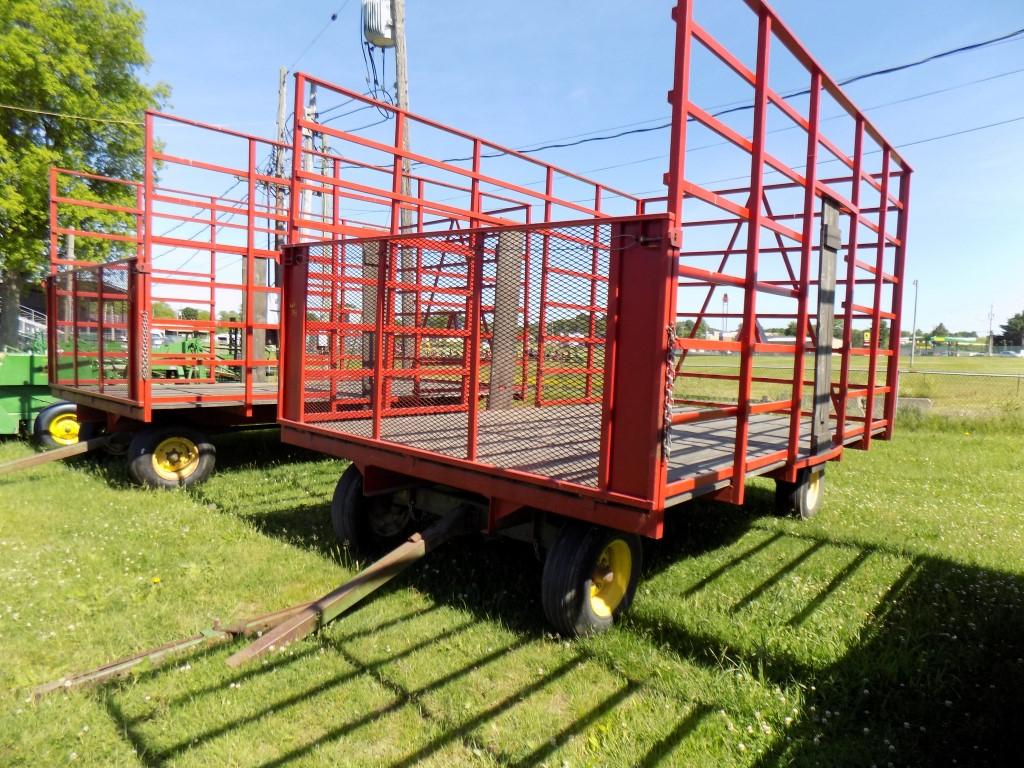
[135,181,144,262]
[535,167,554,405]
[861,148,891,449]
[289,74,306,244]
[45,276,56,384]
[97,266,106,391]
[519,206,532,400]
[330,158,341,375]
[48,168,60,274]
[201,194,215,384]
[602,217,676,506]
[729,10,772,506]
[585,186,602,400]
[137,112,155,414]
[785,70,821,479]
[883,168,911,438]
[466,234,485,461]
[413,177,426,396]
[371,241,388,440]
[834,119,865,446]
[245,138,257,413]
[666,0,693,225]
[71,271,80,388]
[390,112,406,235]
[460,141,483,407]
[279,246,310,424]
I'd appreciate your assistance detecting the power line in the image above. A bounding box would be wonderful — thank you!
[455,23,1024,162]
[663,112,1024,195]
[895,113,1024,149]
[0,103,142,125]
[287,0,354,74]
[569,65,1024,177]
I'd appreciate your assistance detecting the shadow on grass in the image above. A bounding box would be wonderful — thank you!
[99,430,1024,765]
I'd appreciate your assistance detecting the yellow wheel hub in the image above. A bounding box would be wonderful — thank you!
[152,436,200,482]
[48,413,80,446]
[589,539,632,618]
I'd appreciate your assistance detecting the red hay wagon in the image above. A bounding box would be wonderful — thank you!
[276,0,912,635]
[44,68,634,488]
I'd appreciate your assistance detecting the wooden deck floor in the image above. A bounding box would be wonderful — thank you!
[316,404,820,491]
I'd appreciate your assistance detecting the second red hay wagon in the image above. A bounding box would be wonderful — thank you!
[277,0,911,636]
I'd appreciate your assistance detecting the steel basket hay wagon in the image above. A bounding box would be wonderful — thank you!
[44,114,293,488]
[278,0,912,636]
[39,70,635,488]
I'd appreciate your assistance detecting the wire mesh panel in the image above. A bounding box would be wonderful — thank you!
[49,261,134,396]
[290,220,615,488]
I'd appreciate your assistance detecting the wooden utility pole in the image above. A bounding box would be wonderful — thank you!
[252,69,289,384]
[392,0,411,234]
[391,0,415,363]
[274,66,288,250]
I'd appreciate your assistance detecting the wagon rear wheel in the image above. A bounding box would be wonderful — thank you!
[541,521,642,637]
[776,467,825,520]
[331,465,415,559]
[127,426,216,489]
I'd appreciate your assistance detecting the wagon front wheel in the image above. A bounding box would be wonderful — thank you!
[541,522,642,637]
[776,467,825,520]
[128,426,215,489]
[331,465,414,559]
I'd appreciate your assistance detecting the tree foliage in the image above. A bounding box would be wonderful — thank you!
[0,0,168,344]
[675,319,709,338]
[152,301,175,319]
[999,311,1024,346]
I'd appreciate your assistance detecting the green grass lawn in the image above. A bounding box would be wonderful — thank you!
[1,422,1022,767]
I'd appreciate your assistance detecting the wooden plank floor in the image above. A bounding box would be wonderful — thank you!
[317,404,817,490]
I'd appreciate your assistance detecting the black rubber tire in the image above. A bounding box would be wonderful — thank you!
[331,465,414,559]
[775,467,825,520]
[541,521,643,638]
[127,426,216,489]
[33,402,95,449]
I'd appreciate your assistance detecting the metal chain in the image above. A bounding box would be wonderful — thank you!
[663,323,678,460]
[140,310,150,380]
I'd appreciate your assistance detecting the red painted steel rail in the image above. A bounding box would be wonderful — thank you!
[278,0,911,538]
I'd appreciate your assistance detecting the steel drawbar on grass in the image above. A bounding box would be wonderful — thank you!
[32,508,468,698]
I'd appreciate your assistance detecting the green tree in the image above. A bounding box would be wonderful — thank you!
[179,306,199,321]
[152,301,176,319]
[999,311,1024,346]
[930,323,949,339]
[0,0,168,347]
[675,319,709,338]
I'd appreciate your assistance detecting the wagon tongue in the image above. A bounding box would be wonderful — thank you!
[227,510,465,667]
[30,509,466,698]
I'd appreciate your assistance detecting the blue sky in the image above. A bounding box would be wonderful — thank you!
[136,0,1024,335]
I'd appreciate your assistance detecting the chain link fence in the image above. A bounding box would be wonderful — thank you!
[897,369,1024,418]
[675,358,1024,420]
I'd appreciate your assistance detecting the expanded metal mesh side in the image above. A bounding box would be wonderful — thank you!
[50,262,133,395]
[296,221,613,488]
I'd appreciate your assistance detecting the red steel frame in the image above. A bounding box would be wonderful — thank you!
[278,0,912,539]
[48,114,292,422]
[47,75,647,429]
